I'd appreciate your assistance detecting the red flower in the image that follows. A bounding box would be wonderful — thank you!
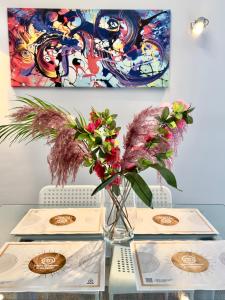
[176,119,186,129]
[164,131,173,140]
[112,176,122,186]
[85,122,96,133]
[123,162,136,171]
[106,174,122,189]
[105,137,115,144]
[94,118,102,128]
[105,147,120,165]
[145,134,154,142]
[94,162,105,179]
[85,118,102,133]
[112,162,121,169]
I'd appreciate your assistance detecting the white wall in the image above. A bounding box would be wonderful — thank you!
[0,0,224,204]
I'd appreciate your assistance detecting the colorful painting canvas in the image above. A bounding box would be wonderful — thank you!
[7,8,170,88]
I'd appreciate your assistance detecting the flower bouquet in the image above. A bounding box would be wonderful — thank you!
[0,97,194,243]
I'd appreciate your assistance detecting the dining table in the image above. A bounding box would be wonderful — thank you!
[0,202,225,300]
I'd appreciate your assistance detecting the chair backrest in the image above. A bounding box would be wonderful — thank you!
[105,185,172,208]
[135,185,172,208]
[39,185,103,207]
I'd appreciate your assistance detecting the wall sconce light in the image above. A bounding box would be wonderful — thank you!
[191,17,209,37]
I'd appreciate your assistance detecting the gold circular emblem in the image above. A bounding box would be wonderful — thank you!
[28,252,66,274]
[49,214,76,226]
[171,252,209,273]
[152,214,179,226]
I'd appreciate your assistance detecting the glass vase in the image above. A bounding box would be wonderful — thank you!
[103,178,136,244]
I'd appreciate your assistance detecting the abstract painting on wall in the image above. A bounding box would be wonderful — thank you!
[7,8,170,88]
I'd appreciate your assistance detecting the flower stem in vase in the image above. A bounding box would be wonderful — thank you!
[104,178,136,244]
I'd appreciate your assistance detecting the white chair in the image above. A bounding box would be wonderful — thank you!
[37,185,103,300]
[135,185,172,208]
[39,185,103,207]
[194,291,225,300]
[108,185,172,300]
[105,185,172,214]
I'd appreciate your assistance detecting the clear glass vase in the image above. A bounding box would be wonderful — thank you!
[103,178,136,244]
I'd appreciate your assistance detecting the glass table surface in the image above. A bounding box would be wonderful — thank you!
[0,203,224,300]
[0,203,224,246]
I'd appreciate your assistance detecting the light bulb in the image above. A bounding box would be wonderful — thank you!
[180,295,189,300]
[179,292,190,300]
[191,17,209,37]
[192,21,205,36]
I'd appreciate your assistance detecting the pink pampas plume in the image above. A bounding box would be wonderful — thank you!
[31,109,68,135]
[11,106,37,122]
[122,102,189,171]
[10,104,69,136]
[9,98,89,185]
[123,107,162,149]
[48,128,89,185]
[122,107,164,169]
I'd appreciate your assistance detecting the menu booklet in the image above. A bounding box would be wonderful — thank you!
[11,208,104,236]
[0,241,105,292]
[134,208,218,237]
[131,240,225,291]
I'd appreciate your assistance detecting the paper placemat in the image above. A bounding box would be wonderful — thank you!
[11,208,104,235]
[134,208,218,235]
[131,240,225,291]
[0,241,105,292]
